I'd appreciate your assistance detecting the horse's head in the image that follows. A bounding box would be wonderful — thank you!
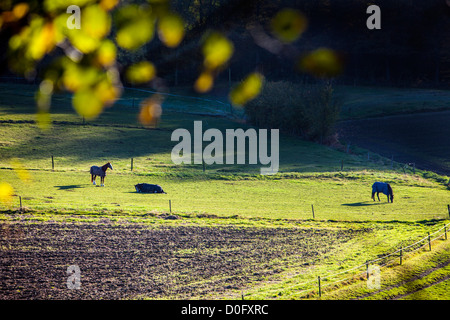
[387,184,394,203]
[107,162,113,170]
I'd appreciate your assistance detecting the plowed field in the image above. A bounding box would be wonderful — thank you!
[0,220,363,299]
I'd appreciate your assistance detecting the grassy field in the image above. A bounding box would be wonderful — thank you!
[1,82,449,300]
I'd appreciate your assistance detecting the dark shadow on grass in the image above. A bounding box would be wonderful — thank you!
[55,185,85,190]
[126,191,168,194]
[342,201,388,207]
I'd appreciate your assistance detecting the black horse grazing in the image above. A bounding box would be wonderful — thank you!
[90,162,113,187]
[135,183,166,194]
[372,182,394,203]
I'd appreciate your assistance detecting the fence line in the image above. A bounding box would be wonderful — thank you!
[0,78,232,117]
[259,221,450,298]
[120,85,230,107]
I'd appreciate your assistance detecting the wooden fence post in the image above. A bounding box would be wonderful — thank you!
[341,160,343,171]
[447,204,450,218]
[169,200,172,213]
[318,276,321,298]
[51,155,54,170]
[445,226,447,241]
[428,232,431,251]
[311,204,315,219]
[131,158,133,171]
[19,196,22,210]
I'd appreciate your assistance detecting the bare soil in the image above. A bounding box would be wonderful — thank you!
[0,220,362,300]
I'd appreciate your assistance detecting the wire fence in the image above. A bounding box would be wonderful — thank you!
[257,221,450,299]
[0,77,234,117]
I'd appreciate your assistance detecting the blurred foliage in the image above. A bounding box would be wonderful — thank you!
[229,72,264,107]
[270,8,307,43]
[194,31,234,93]
[138,95,163,127]
[298,48,343,78]
[10,158,32,183]
[157,12,185,48]
[0,0,180,126]
[115,4,154,51]
[194,71,214,93]
[126,61,156,84]
[0,182,14,205]
[201,31,234,70]
[0,1,342,128]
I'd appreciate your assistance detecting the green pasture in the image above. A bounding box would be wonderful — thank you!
[1,82,450,300]
[1,168,449,222]
[0,83,449,222]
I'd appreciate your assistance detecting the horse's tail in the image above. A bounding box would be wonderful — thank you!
[89,166,93,182]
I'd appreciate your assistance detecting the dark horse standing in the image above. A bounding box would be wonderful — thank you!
[90,162,113,187]
[372,182,394,203]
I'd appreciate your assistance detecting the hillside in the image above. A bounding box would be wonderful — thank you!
[0,82,449,300]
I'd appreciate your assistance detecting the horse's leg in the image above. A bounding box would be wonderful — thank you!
[93,175,96,185]
[101,176,104,187]
[377,192,380,201]
[372,192,375,201]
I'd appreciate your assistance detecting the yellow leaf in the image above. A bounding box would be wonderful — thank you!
[229,72,264,107]
[13,3,29,20]
[271,8,307,43]
[126,61,156,84]
[72,89,104,120]
[96,40,116,67]
[68,31,99,53]
[0,182,14,205]
[36,111,52,131]
[62,63,99,92]
[27,19,56,60]
[202,31,234,70]
[298,48,343,78]
[115,5,155,50]
[83,5,111,39]
[10,159,32,183]
[100,0,119,11]
[95,78,119,106]
[157,13,185,48]
[138,96,162,126]
[44,0,95,13]
[64,5,111,53]
[194,71,214,93]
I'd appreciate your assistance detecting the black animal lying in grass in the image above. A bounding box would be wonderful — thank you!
[135,183,167,194]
